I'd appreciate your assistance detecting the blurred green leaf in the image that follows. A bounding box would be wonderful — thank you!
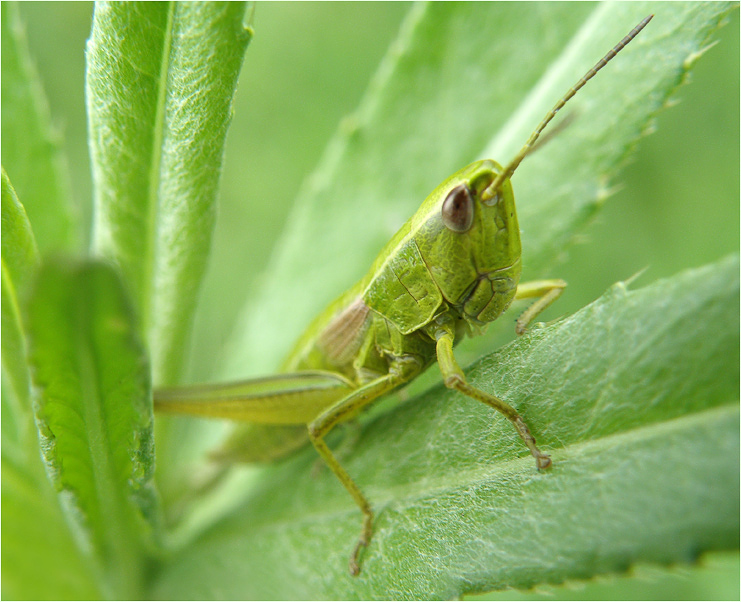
[1,2,76,252]
[86,1,252,384]
[2,158,98,602]
[26,259,158,599]
[225,2,736,379]
[1,168,39,436]
[472,550,740,601]
[2,450,101,600]
[152,255,739,599]
[0,171,97,601]
[1,168,39,291]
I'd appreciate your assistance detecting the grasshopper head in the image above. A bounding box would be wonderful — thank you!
[413,159,522,327]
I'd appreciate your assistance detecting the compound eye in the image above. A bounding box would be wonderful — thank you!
[441,184,474,233]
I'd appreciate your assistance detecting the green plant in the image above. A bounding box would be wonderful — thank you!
[2,2,738,599]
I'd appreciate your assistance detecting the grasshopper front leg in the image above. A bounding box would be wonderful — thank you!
[307,356,420,576]
[435,329,551,470]
[514,279,567,334]
[431,280,566,467]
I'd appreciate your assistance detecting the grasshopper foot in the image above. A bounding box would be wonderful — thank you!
[349,537,367,576]
[513,416,552,471]
[349,511,374,576]
[535,452,552,470]
[349,553,362,577]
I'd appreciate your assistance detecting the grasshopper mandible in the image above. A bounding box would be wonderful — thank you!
[156,15,652,576]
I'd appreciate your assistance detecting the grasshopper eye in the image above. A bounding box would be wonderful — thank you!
[442,184,474,233]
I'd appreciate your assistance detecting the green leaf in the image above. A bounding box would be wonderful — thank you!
[152,255,739,599]
[26,259,158,599]
[472,551,740,600]
[87,1,252,384]
[2,453,101,600]
[0,2,76,252]
[1,168,38,289]
[225,2,736,379]
[1,168,39,440]
[1,170,97,600]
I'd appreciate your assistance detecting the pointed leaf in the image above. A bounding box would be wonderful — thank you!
[1,168,39,436]
[26,259,158,599]
[87,1,252,384]
[0,171,96,599]
[0,2,76,252]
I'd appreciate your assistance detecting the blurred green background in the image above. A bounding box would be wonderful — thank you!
[14,2,739,599]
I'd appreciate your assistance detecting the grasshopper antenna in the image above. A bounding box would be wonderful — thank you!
[524,110,578,156]
[482,14,653,202]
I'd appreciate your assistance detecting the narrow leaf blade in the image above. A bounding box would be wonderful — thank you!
[26,259,158,599]
[0,171,97,599]
[1,168,39,436]
[0,2,76,252]
[87,1,252,384]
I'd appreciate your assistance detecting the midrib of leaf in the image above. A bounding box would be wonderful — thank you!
[362,404,737,508]
[73,300,140,597]
[142,1,175,345]
[185,404,735,537]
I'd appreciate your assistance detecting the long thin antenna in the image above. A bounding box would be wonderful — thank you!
[481,14,653,202]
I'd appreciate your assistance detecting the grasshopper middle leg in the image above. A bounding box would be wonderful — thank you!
[307,357,419,575]
[514,279,567,334]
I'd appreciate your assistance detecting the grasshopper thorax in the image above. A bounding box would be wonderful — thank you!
[413,159,522,327]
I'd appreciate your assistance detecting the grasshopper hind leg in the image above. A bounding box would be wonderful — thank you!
[307,357,420,575]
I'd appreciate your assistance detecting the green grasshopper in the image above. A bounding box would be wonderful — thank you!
[156,15,652,575]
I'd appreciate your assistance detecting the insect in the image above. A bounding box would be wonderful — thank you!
[155,15,653,576]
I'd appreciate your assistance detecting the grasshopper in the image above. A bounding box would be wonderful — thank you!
[155,15,652,575]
